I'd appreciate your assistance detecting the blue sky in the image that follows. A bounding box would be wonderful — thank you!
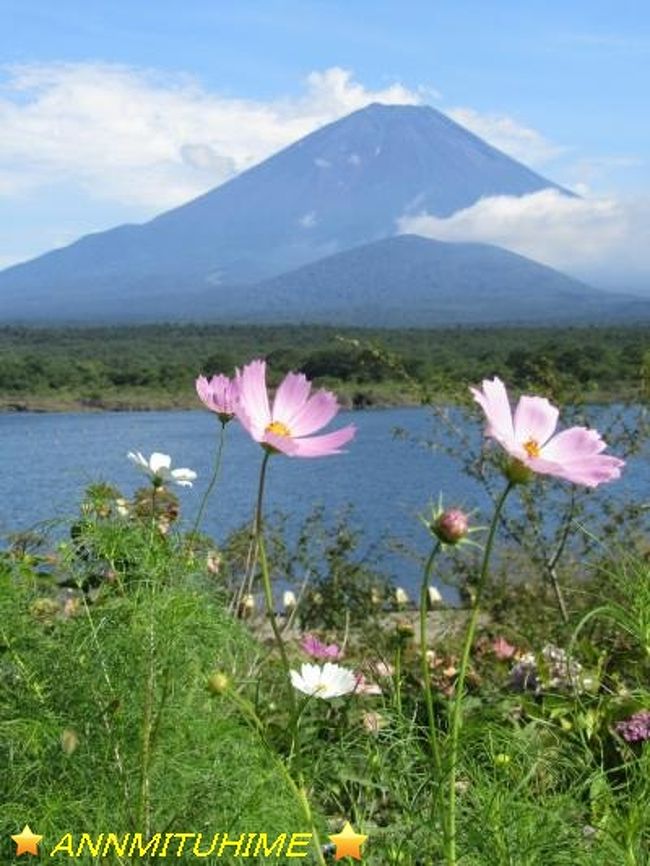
[1,0,649,285]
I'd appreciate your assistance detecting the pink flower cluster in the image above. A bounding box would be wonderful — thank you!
[196,359,356,458]
[299,635,384,695]
[300,634,343,660]
[615,710,650,743]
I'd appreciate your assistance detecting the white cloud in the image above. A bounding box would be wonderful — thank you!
[560,155,645,192]
[1,61,646,284]
[398,188,650,287]
[299,211,317,228]
[446,107,566,166]
[301,67,419,116]
[0,63,420,212]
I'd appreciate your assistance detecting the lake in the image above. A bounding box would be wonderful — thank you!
[1,406,647,599]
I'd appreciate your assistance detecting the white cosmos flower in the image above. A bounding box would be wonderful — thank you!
[127,451,197,488]
[290,662,357,700]
[395,587,410,606]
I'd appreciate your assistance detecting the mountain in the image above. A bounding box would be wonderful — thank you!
[0,102,575,322]
[194,235,650,326]
[3,234,645,326]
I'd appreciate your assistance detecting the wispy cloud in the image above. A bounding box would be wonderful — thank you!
[0,63,420,212]
[398,189,650,288]
[0,60,645,283]
[446,107,567,166]
[557,32,650,51]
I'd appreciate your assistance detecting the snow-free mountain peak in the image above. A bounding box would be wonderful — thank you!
[0,101,570,319]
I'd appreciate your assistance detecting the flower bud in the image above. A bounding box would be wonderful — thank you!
[207,672,230,695]
[206,550,221,575]
[237,593,256,619]
[61,728,79,755]
[395,618,414,638]
[394,587,410,608]
[115,498,130,517]
[283,590,297,611]
[432,509,469,545]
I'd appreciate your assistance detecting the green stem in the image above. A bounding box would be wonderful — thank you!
[255,453,297,721]
[191,422,227,539]
[293,781,327,866]
[419,541,442,773]
[139,607,156,837]
[446,482,513,866]
[225,688,327,866]
[138,533,159,838]
[394,642,402,716]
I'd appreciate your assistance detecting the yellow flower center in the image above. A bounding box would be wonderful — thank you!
[523,438,541,459]
[266,420,292,437]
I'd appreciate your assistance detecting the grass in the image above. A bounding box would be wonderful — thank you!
[1,478,648,865]
[0,516,308,860]
[1,379,648,866]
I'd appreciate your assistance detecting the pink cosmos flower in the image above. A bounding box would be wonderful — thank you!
[470,377,624,487]
[492,636,517,661]
[235,360,356,458]
[301,634,343,660]
[196,374,239,423]
[372,660,395,678]
[354,673,383,696]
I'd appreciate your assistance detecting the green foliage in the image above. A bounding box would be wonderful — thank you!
[1,402,649,866]
[0,323,647,409]
[0,513,305,850]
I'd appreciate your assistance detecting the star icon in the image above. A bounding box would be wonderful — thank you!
[328,821,368,861]
[11,825,43,856]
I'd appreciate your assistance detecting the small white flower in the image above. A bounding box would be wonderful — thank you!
[283,590,297,610]
[127,451,197,488]
[395,586,410,607]
[290,662,357,700]
[427,586,443,607]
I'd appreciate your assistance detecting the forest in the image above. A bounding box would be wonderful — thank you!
[1,323,648,410]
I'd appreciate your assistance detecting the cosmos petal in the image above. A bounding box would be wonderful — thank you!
[170,467,198,486]
[470,377,516,450]
[149,453,172,473]
[541,426,607,461]
[263,431,301,456]
[513,396,559,447]
[196,373,238,416]
[272,372,311,424]
[291,424,356,457]
[127,451,149,471]
[290,390,340,437]
[236,360,271,433]
[529,454,624,487]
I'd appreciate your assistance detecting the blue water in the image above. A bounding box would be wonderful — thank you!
[1,407,647,599]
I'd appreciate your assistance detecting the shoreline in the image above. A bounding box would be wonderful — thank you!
[0,387,640,414]
[0,394,639,415]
